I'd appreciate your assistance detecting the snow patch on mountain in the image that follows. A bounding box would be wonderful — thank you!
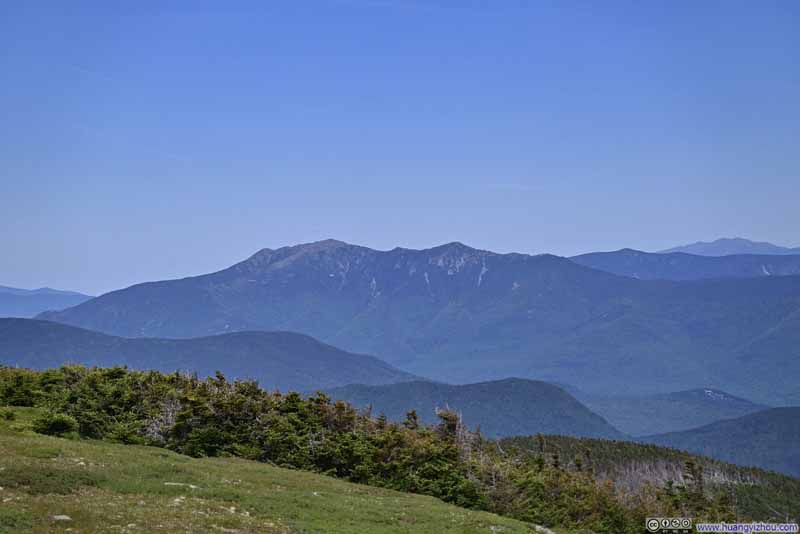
[704,389,728,401]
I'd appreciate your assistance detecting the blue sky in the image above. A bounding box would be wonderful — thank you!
[1,1,798,294]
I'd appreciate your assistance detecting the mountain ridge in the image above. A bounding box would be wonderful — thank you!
[571,248,800,280]
[0,285,92,318]
[324,378,624,439]
[641,407,800,478]
[0,318,415,392]
[659,237,800,256]
[0,285,90,297]
[36,239,800,405]
[577,387,769,436]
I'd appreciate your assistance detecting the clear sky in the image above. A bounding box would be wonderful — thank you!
[1,1,798,295]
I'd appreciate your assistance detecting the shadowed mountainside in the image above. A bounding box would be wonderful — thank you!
[325,378,624,439]
[0,285,91,318]
[659,237,800,256]
[37,240,800,404]
[577,388,769,436]
[0,318,415,392]
[640,408,800,478]
[571,249,800,280]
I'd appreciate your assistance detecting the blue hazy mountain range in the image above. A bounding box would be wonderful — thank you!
[324,379,624,440]
[0,285,92,318]
[641,408,800,478]
[659,237,800,256]
[570,248,800,280]
[574,388,769,436]
[0,318,415,392]
[35,240,800,405]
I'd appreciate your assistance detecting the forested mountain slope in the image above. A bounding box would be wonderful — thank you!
[38,240,800,404]
[326,378,623,439]
[0,318,415,392]
[578,388,769,436]
[571,249,800,280]
[641,408,800,478]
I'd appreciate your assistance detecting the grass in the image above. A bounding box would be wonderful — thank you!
[0,407,562,534]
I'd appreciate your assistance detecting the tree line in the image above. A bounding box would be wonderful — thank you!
[1,365,742,533]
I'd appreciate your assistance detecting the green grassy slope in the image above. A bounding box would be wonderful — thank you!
[0,408,550,534]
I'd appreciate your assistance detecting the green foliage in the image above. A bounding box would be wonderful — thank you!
[3,366,485,510]
[31,411,78,437]
[0,415,536,533]
[645,407,800,478]
[0,368,38,406]
[404,409,420,430]
[106,412,146,444]
[511,467,633,534]
[501,434,800,521]
[2,365,797,533]
[0,407,15,420]
[0,507,34,532]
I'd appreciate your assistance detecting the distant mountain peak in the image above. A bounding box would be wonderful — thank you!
[689,388,760,405]
[0,318,416,392]
[243,240,498,274]
[34,238,800,407]
[299,238,349,249]
[659,237,800,256]
[571,247,800,281]
[325,377,623,439]
[656,388,766,408]
[430,241,475,252]
[0,285,92,318]
[256,238,350,255]
[420,242,491,277]
[703,388,729,398]
[703,388,729,400]
[0,285,90,297]
[243,239,357,267]
[643,407,800,477]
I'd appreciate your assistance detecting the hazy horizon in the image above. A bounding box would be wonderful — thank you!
[4,235,800,296]
[2,2,798,294]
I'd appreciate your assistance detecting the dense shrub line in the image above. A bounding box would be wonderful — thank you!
[1,365,740,533]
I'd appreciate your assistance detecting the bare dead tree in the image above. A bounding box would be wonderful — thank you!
[143,396,181,443]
